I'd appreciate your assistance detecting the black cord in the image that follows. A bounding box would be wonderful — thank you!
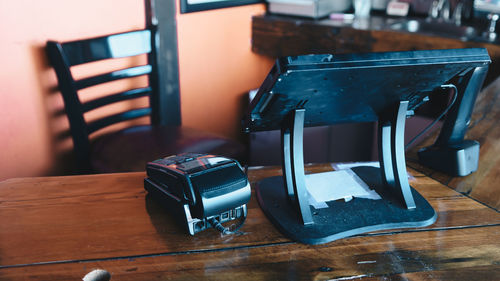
[208,213,246,235]
[405,84,458,150]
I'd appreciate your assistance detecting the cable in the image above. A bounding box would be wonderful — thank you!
[208,213,247,235]
[405,84,458,150]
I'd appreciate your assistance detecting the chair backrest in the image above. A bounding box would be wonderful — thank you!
[46,26,159,170]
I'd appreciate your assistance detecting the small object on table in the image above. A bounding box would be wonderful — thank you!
[144,153,251,236]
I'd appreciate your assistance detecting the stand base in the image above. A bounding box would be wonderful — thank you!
[418,140,480,177]
[255,167,437,245]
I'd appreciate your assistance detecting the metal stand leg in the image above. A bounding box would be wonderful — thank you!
[379,101,416,209]
[379,122,395,188]
[281,109,313,225]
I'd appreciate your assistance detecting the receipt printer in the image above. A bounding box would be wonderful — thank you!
[144,153,251,235]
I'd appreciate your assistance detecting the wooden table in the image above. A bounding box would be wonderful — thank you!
[1,163,499,280]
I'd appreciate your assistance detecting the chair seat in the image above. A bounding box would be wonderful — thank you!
[90,125,246,173]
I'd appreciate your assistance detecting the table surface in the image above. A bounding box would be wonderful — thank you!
[1,163,499,280]
[2,71,500,281]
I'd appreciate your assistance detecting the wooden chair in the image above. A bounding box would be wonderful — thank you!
[46,26,245,173]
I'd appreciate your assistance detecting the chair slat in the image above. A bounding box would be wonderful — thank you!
[62,30,152,66]
[82,87,152,112]
[75,65,152,90]
[87,108,152,134]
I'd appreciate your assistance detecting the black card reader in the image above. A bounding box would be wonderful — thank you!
[144,153,251,235]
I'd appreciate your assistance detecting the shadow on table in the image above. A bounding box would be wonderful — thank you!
[144,194,186,241]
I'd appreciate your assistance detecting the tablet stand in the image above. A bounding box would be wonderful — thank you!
[248,49,490,244]
[257,102,435,244]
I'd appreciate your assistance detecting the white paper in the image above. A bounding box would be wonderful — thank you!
[308,194,329,209]
[331,161,380,170]
[331,161,414,180]
[306,169,381,208]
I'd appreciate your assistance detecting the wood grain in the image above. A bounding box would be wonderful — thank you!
[1,225,499,280]
[1,165,499,270]
[0,172,286,267]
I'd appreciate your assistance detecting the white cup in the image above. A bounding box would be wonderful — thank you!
[353,0,372,17]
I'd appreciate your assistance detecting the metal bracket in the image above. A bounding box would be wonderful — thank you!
[378,100,416,209]
[281,108,313,225]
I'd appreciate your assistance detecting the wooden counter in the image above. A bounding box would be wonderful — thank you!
[252,14,500,84]
[1,162,499,280]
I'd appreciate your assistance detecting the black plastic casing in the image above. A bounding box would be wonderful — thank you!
[188,163,250,218]
[145,153,251,219]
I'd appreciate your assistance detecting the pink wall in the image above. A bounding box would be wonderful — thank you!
[0,1,273,180]
[177,4,274,139]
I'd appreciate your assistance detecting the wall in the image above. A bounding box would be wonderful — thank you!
[0,0,147,180]
[0,1,273,180]
[177,4,273,139]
